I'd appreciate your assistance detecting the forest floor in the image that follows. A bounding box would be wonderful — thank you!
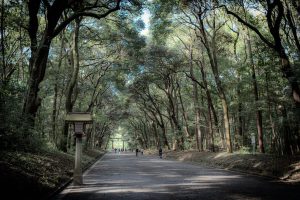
[145,149,300,184]
[0,148,105,200]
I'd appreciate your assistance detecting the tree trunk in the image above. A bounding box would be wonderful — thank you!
[52,33,65,147]
[23,36,51,123]
[265,70,277,152]
[155,109,170,150]
[0,0,6,137]
[233,32,244,142]
[178,82,190,138]
[24,0,66,122]
[196,8,232,152]
[141,120,149,149]
[210,37,232,153]
[245,28,265,153]
[220,96,233,153]
[61,19,81,152]
[279,106,293,155]
[208,104,214,151]
[1,0,5,83]
[190,63,203,151]
[166,80,184,150]
[145,89,170,149]
[162,124,170,149]
[236,73,244,147]
[152,123,159,148]
[208,49,232,153]
[52,81,58,143]
[237,84,243,138]
[198,59,215,151]
[195,107,203,151]
[104,132,111,150]
[156,115,170,149]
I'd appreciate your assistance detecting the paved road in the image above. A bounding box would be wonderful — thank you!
[53,152,299,200]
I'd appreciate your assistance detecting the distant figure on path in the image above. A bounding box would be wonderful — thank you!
[136,148,139,157]
[159,147,162,159]
[141,149,144,155]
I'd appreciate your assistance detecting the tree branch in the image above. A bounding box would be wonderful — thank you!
[28,0,42,51]
[52,0,121,38]
[221,5,275,50]
[185,72,205,89]
[286,6,300,52]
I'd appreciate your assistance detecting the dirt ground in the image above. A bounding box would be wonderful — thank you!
[145,149,300,183]
[0,149,105,200]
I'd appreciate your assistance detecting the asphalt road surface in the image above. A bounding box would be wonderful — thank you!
[53,152,299,200]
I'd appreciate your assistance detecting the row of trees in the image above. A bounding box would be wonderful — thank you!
[124,0,300,155]
[1,0,299,155]
[0,0,145,152]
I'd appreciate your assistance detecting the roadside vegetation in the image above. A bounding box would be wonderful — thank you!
[1,0,300,198]
[0,149,105,199]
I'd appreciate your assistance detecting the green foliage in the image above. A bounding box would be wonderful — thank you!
[237,146,252,154]
[1,0,300,155]
[0,82,45,152]
[149,0,179,44]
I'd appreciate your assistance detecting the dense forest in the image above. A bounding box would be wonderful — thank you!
[1,0,300,157]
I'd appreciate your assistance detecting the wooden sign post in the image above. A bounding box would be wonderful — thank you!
[65,112,93,185]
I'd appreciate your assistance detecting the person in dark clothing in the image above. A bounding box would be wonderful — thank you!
[136,148,139,157]
[159,147,162,159]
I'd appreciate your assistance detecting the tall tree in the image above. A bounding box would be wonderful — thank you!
[223,0,300,107]
[23,0,122,124]
[186,1,233,152]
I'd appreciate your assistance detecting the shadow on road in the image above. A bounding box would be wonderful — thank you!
[53,152,299,200]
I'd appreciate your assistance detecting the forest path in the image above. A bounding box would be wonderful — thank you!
[53,152,299,200]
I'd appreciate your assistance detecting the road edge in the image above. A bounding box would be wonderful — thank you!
[46,152,107,200]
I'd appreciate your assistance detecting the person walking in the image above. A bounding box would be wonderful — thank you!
[136,148,139,157]
[159,147,162,159]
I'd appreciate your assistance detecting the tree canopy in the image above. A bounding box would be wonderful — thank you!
[0,0,299,155]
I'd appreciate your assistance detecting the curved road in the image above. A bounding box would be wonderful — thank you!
[53,152,299,200]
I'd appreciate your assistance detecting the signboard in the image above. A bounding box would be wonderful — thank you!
[251,135,255,145]
[74,122,84,133]
[65,112,93,123]
[65,112,93,137]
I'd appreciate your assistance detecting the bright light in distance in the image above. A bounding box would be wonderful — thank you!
[140,9,151,36]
